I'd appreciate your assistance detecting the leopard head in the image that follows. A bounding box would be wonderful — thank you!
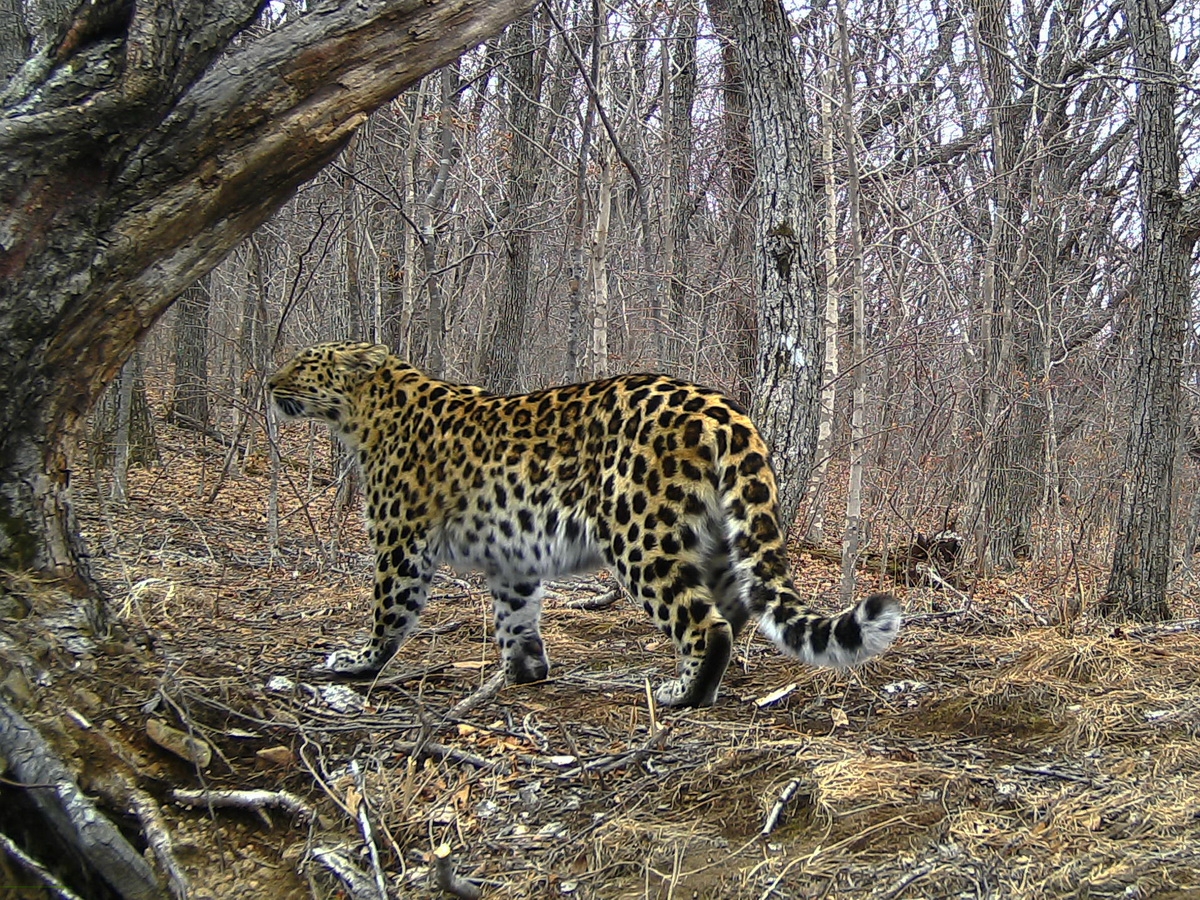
[268,342,390,424]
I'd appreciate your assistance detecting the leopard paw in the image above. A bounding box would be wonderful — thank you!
[323,649,382,677]
[654,679,689,707]
[506,654,550,685]
[654,677,718,708]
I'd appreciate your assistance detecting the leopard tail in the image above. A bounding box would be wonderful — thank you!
[717,430,901,667]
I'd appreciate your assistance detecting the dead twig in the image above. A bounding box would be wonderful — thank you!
[0,830,86,900]
[563,589,620,610]
[446,668,507,720]
[902,608,968,623]
[126,785,191,900]
[350,760,388,900]
[761,778,803,837]
[394,739,508,773]
[874,860,937,899]
[644,677,660,738]
[312,846,382,900]
[433,843,482,900]
[1129,617,1200,637]
[1011,764,1093,785]
[1008,589,1049,625]
[171,787,315,824]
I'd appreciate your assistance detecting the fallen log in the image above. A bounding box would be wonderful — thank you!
[0,695,164,900]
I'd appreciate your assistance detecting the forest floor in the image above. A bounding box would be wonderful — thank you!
[3,418,1200,900]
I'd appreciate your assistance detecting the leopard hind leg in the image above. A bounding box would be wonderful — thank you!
[703,527,751,638]
[616,513,734,708]
[489,578,550,684]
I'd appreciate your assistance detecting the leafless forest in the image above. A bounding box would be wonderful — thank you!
[5,0,1200,897]
[129,0,1200,598]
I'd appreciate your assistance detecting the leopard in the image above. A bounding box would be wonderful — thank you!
[268,341,901,708]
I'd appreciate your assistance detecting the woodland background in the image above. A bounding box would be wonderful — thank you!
[109,0,1200,601]
[4,0,1200,897]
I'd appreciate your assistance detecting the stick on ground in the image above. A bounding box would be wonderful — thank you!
[171,787,315,824]
[312,847,382,900]
[447,668,507,720]
[433,843,482,900]
[0,831,86,900]
[761,778,803,837]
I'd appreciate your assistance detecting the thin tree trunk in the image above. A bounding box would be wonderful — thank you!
[384,88,423,357]
[482,14,542,392]
[804,66,841,546]
[110,356,135,504]
[564,0,600,382]
[836,2,867,604]
[418,70,459,377]
[342,130,365,339]
[590,146,614,379]
[169,276,211,432]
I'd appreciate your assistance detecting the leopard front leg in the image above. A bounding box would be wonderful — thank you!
[325,542,434,677]
[489,578,550,684]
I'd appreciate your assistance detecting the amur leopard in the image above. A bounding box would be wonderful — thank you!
[268,341,900,708]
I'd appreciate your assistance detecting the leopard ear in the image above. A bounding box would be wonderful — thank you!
[345,343,390,373]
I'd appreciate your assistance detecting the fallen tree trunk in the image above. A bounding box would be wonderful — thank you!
[0,695,165,900]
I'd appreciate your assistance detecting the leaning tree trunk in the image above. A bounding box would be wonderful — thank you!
[1100,0,1188,621]
[0,0,538,584]
[725,0,824,525]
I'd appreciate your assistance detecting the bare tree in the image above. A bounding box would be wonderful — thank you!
[1101,0,1190,620]
[482,14,544,391]
[707,0,756,407]
[0,0,539,584]
[664,0,698,371]
[835,0,868,603]
[725,0,824,524]
[169,275,211,432]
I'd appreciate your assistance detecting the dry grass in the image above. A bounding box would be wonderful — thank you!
[7,435,1198,899]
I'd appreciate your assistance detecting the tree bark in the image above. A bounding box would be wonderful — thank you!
[804,66,840,546]
[836,1,867,604]
[0,695,163,899]
[482,14,542,393]
[664,1,697,371]
[725,0,823,525]
[341,130,366,340]
[416,69,461,378]
[590,146,614,379]
[563,1,599,383]
[169,276,211,432]
[0,0,539,580]
[1101,0,1187,620]
[707,0,756,408]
